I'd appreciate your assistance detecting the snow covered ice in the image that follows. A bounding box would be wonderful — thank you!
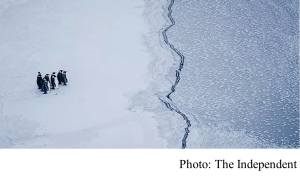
[0,0,166,148]
[0,0,299,148]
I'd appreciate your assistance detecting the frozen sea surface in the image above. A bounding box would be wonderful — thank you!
[161,0,299,148]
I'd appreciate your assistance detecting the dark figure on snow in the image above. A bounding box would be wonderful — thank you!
[62,71,68,86]
[51,72,58,89]
[39,76,45,91]
[57,70,63,84]
[41,78,45,92]
[37,72,43,89]
[42,78,51,94]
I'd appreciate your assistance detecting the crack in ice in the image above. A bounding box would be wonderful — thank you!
[160,0,191,149]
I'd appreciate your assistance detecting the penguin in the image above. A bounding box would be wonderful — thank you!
[51,72,58,89]
[62,71,69,86]
[39,76,45,91]
[57,70,63,84]
[42,78,50,94]
[37,72,43,89]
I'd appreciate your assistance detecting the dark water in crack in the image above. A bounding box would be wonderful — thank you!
[161,0,191,149]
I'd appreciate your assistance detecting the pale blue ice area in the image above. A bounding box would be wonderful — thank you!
[162,0,299,148]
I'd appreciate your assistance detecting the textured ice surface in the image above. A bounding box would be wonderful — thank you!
[164,0,299,148]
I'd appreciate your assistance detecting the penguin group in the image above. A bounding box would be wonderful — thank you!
[37,70,69,94]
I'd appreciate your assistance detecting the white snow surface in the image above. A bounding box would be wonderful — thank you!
[0,0,167,148]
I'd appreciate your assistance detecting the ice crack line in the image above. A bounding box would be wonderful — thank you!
[160,0,191,149]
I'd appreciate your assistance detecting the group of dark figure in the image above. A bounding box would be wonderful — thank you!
[37,70,69,94]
